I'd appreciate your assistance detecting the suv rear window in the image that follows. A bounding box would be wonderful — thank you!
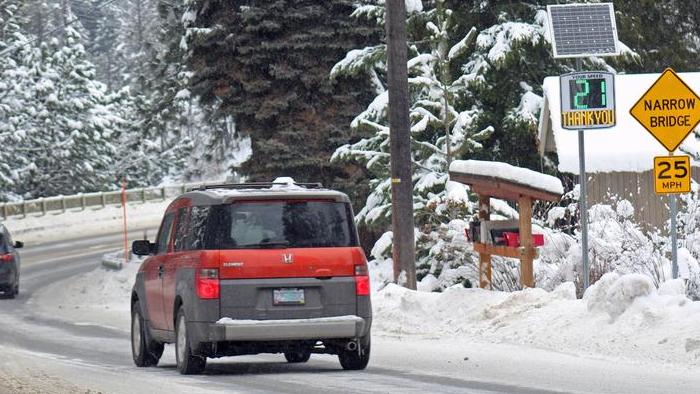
[210,200,357,249]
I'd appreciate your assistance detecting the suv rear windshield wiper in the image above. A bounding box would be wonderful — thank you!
[237,240,290,249]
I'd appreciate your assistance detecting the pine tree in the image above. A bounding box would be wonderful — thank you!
[182,0,380,196]
[8,23,120,197]
[0,0,32,200]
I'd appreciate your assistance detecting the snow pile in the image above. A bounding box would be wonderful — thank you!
[449,159,564,195]
[371,274,700,366]
[2,200,171,244]
[34,256,141,332]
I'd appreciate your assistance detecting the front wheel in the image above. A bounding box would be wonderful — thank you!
[131,302,163,367]
[175,308,206,375]
[338,336,370,370]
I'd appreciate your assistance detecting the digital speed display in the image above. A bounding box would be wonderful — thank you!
[568,78,608,110]
[560,72,616,129]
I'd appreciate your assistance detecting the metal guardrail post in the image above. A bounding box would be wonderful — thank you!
[61,197,66,213]
[141,188,146,203]
[40,198,46,216]
[181,184,186,194]
[161,187,166,201]
[101,192,106,208]
[81,194,86,210]
[21,201,26,218]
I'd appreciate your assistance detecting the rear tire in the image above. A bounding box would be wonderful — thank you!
[131,302,163,367]
[338,336,370,370]
[175,308,206,375]
[284,350,311,363]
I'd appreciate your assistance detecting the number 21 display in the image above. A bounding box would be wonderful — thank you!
[560,72,616,129]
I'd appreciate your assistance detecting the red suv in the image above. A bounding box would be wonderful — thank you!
[131,182,371,374]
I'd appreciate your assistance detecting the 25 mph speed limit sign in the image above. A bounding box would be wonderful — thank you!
[654,155,691,194]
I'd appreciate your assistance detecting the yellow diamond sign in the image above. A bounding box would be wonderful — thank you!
[630,68,700,152]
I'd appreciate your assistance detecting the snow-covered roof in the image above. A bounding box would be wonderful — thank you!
[538,72,700,173]
[178,184,351,207]
[449,160,564,196]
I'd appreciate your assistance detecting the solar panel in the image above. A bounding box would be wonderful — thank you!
[547,3,619,58]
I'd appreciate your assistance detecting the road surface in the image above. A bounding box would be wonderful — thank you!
[0,232,699,393]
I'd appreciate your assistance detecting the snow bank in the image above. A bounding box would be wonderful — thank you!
[449,159,564,195]
[2,200,170,244]
[373,274,700,366]
[34,256,141,332]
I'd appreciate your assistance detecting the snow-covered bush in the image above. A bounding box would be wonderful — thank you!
[540,197,669,295]
[675,183,700,299]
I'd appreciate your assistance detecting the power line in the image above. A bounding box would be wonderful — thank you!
[0,0,121,57]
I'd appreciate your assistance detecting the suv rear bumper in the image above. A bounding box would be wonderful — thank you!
[190,315,370,343]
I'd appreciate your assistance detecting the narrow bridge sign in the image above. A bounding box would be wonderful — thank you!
[630,68,700,152]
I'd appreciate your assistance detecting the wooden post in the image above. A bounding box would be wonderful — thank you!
[386,0,417,289]
[518,195,534,288]
[478,194,492,289]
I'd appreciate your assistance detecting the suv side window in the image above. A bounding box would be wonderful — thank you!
[186,206,211,250]
[173,208,189,252]
[156,213,175,254]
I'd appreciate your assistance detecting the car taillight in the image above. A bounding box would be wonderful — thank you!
[354,264,370,296]
[196,268,219,299]
[0,254,12,263]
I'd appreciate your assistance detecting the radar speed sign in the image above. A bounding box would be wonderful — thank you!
[560,72,616,130]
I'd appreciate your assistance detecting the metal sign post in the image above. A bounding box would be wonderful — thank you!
[670,191,678,278]
[578,126,590,289]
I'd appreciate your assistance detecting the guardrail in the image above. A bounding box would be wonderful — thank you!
[0,181,227,220]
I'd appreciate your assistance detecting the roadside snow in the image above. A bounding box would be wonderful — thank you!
[2,200,171,244]
[371,274,700,366]
[32,256,141,332]
[36,253,700,368]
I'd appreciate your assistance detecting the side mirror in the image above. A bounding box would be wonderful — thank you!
[132,240,155,256]
[14,241,23,249]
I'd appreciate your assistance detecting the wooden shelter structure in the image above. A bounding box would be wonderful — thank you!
[449,160,564,289]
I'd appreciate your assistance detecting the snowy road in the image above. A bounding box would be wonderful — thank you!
[1,233,699,393]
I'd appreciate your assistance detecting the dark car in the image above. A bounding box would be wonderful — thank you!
[130,182,372,374]
[0,224,23,298]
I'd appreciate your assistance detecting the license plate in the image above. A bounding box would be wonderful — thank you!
[273,288,305,305]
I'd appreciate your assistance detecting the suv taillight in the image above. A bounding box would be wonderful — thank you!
[354,264,370,296]
[196,268,220,299]
[0,254,12,263]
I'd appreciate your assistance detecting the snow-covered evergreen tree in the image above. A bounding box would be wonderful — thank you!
[0,0,30,200]
[6,22,122,197]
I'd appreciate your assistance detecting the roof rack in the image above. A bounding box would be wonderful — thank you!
[189,182,324,192]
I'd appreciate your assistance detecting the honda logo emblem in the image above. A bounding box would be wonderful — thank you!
[283,253,294,264]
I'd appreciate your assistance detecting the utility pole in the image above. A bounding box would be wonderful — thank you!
[385,0,417,289]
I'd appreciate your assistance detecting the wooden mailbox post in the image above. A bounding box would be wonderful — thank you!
[449,165,562,289]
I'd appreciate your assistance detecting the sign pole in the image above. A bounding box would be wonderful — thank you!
[670,192,678,278]
[669,151,678,279]
[578,128,590,289]
[575,58,590,291]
